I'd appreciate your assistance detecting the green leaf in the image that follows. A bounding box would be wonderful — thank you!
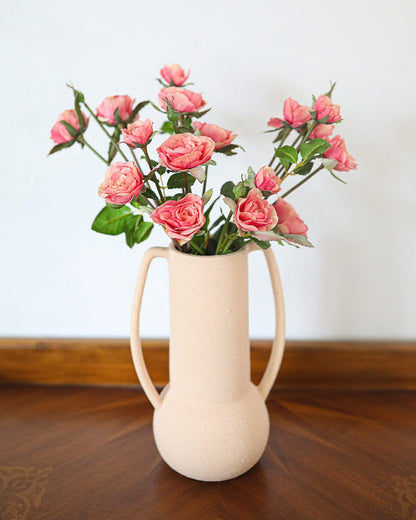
[188,107,211,119]
[275,145,298,164]
[167,172,196,189]
[135,221,153,243]
[300,138,331,162]
[127,100,149,124]
[47,140,76,155]
[74,91,86,131]
[124,215,143,248]
[108,127,121,163]
[220,181,236,200]
[166,102,179,123]
[284,234,314,248]
[294,162,314,176]
[114,107,123,126]
[141,187,159,200]
[91,206,132,235]
[215,143,244,156]
[60,120,78,138]
[233,182,247,199]
[160,121,175,134]
[250,236,271,249]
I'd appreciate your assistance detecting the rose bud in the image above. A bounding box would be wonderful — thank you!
[158,87,206,113]
[50,109,89,144]
[254,166,282,194]
[310,123,334,140]
[96,95,135,125]
[313,95,341,123]
[122,119,153,148]
[193,121,237,150]
[274,198,308,236]
[323,135,357,172]
[283,97,312,128]
[160,63,190,86]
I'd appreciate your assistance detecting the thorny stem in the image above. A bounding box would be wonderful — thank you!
[77,136,108,164]
[202,164,209,195]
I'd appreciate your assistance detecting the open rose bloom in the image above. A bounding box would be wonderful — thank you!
[98,162,144,205]
[157,133,215,174]
[152,193,205,245]
[49,67,356,253]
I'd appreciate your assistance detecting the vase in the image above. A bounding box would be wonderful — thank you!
[130,242,285,482]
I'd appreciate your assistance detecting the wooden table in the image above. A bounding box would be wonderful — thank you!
[1,385,415,519]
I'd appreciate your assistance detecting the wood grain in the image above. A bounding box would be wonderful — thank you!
[0,385,415,519]
[1,338,416,389]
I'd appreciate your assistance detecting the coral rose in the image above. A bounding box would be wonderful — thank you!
[193,121,237,150]
[96,95,135,125]
[234,189,278,234]
[283,98,312,128]
[98,161,144,205]
[313,95,341,123]
[267,117,284,129]
[50,109,89,144]
[151,193,205,245]
[310,123,334,140]
[157,133,215,173]
[122,119,153,147]
[274,198,308,236]
[254,166,281,194]
[160,63,190,86]
[323,135,357,172]
[158,87,206,113]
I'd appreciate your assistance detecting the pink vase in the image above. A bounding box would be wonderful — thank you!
[130,243,285,481]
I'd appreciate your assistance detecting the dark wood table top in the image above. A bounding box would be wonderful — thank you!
[0,385,415,520]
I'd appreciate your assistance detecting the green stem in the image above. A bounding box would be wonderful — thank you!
[281,165,323,199]
[184,172,190,194]
[202,164,209,194]
[189,240,204,255]
[215,212,232,255]
[77,136,108,165]
[83,102,129,162]
[142,146,165,202]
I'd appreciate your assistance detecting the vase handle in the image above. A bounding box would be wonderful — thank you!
[248,243,286,400]
[130,246,169,409]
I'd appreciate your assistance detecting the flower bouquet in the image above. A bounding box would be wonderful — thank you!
[48,64,357,482]
[49,63,356,256]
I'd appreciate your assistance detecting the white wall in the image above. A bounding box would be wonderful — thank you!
[1,0,415,339]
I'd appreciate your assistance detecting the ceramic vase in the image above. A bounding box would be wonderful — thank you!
[130,243,285,482]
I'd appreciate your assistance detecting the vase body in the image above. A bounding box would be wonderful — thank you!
[131,244,285,482]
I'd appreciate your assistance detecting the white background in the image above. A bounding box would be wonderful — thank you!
[1,0,415,339]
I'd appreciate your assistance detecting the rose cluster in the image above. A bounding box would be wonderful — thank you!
[49,63,356,253]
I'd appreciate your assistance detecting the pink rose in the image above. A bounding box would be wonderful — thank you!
[283,97,312,128]
[323,135,357,172]
[151,193,206,245]
[313,95,341,123]
[122,119,153,147]
[274,198,308,236]
[310,123,334,140]
[193,121,237,150]
[50,109,89,144]
[267,117,284,129]
[96,95,135,125]
[158,87,206,113]
[98,161,144,205]
[234,189,278,234]
[157,133,215,172]
[254,166,282,194]
[160,63,190,86]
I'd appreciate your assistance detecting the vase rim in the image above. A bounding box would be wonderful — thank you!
[168,243,249,260]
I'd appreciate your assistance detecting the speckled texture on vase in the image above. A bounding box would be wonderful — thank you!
[131,244,286,482]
